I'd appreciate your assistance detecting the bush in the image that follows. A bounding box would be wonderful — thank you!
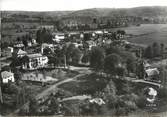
[158,87,167,100]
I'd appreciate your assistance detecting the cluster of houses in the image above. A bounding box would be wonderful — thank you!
[0,28,126,86]
[1,26,165,86]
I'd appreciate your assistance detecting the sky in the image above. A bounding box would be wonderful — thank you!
[1,0,167,11]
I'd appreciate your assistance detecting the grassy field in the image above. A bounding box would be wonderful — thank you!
[115,24,167,46]
[2,22,167,46]
[1,22,40,43]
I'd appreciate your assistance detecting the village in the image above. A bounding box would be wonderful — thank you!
[1,22,167,116]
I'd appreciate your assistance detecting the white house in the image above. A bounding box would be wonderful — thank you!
[22,53,48,70]
[13,42,24,48]
[41,43,57,54]
[52,33,65,42]
[1,71,15,84]
[13,49,27,58]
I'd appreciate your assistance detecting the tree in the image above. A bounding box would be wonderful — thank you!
[104,53,121,75]
[160,43,165,58]
[36,28,53,44]
[105,45,121,56]
[81,50,90,64]
[10,58,22,68]
[29,96,38,115]
[14,69,22,82]
[126,53,136,74]
[90,47,105,72]
[66,43,76,62]
[21,55,29,67]
[43,47,52,56]
[136,60,145,79]
[144,46,153,59]
[1,65,11,72]
[71,48,82,64]
[152,42,160,57]
[48,95,59,114]
[17,37,21,42]
[104,79,117,96]
[22,36,28,48]
[159,67,167,88]
[36,29,42,44]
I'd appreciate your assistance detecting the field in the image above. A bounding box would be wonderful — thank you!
[1,22,167,46]
[115,24,167,46]
[1,22,40,43]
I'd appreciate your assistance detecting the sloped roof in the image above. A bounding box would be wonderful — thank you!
[14,49,27,55]
[27,53,44,58]
[18,49,27,54]
[144,63,151,68]
[1,71,14,79]
[145,68,159,77]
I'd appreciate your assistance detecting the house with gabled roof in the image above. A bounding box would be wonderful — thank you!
[12,49,27,58]
[1,71,15,84]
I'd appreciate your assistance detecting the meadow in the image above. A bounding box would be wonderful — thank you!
[116,24,167,46]
[1,22,167,46]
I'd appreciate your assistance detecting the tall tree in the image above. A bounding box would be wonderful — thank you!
[104,53,122,76]
[90,47,105,72]
[152,42,160,57]
[36,29,41,44]
[29,96,38,115]
[71,48,82,64]
[159,67,167,88]
[160,43,165,58]
[144,46,153,59]
[136,60,145,79]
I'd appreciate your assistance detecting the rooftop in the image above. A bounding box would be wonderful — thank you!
[1,71,14,79]
[145,68,159,77]
[27,53,45,58]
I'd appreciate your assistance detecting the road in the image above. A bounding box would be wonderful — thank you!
[61,95,91,102]
[124,77,162,88]
[9,66,91,115]
[9,66,161,115]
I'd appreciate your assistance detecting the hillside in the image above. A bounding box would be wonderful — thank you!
[2,6,167,19]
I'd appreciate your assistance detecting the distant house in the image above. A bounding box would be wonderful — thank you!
[163,51,167,59]
[41,43,57,54]
[94,30,103,35]
[22,53,48,70]
[144,63,152,70]
[1,47,13,57]
[52,33,65,42]
[31,39,37,45]
[38,25,55,31]
[13,42,24,49]
[27,41,32,47]
[1,71,15,84]
[86,40,97,50]
[145,68,160,81]
[12,49,27,58]
[72,42,83,48]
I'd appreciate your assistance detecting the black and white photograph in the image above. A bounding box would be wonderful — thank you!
[0,0,167,116]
